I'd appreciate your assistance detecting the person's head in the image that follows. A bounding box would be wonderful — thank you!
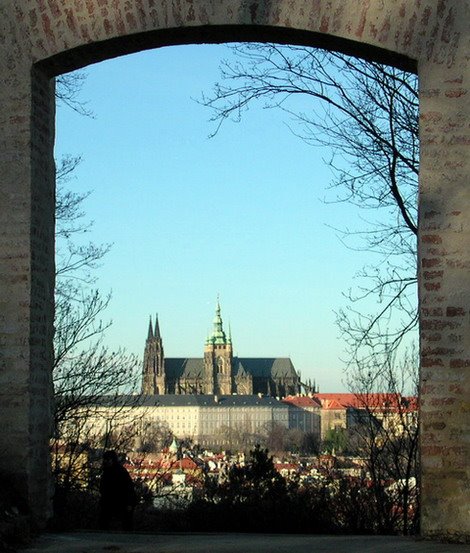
[103,450,119,468]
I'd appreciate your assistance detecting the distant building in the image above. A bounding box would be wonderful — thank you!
[142,300,301,398]
[314,393,418,439]
[89,394,290,448]
[71,392,416,454]
[315,393,353,439]
[282,395,322,437]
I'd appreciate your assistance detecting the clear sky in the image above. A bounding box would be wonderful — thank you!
[55,44,381,393]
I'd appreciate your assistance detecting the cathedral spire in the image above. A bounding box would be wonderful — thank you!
[212,297,227,344]
[154,313,161,339]
[147,316,154,340]
[142,312,165,395]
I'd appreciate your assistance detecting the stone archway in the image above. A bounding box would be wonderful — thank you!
[0,0,468,540]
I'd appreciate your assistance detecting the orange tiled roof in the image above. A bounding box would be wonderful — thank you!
[180,457,198,470]
[314,393,359,410]
[314,393,417,412]
[282,395,322,408]
[274,462,298,471]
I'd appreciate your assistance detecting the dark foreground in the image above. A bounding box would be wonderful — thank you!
[23,532,470,553]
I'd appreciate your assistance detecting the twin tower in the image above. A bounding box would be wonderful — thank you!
[141,301,301,397]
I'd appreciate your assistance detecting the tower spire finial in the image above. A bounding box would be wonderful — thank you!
[211,295,226,344]
[154,313,161,339]
[147,315,154,339]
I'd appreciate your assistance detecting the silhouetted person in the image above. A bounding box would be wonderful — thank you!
[99,450,136,531]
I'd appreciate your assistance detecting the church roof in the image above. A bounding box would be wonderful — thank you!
[163,357,298,380]
[164,358,204,379]
[238,358,297,379]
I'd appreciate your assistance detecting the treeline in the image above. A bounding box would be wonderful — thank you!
[151,445,418,535]
[49,443,418,536]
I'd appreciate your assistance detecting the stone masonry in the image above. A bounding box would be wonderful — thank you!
[0,0,468,540]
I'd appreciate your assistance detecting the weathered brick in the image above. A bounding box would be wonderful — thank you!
[421,307,443,317]
[424,270,443,280]
[422,346,456,356]
[422,258,442,268]
[450,359,470,369]
[445,88,467,98]
[424,282,441,291]
[422,357,444,367]
[422,234,443,244]
[422,319,460,331]
[446,306,466,317]
[422,332,442,342]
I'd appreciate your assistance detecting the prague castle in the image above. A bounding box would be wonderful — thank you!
[142,301,301,397]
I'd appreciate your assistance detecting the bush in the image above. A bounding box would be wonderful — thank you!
[0,475,32,551]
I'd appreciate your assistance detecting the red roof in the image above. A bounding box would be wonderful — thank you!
[282,395,322,408]
[314,393,417,412]
[275,463,298,471]
[314,393,359,410]
[180,457,198,470]
[125,455,200,478]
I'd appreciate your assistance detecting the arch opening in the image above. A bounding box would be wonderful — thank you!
[55,37,418,536]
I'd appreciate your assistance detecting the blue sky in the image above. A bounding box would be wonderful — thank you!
[55,44,379,392]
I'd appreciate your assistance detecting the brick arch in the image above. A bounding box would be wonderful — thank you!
[14,1,431,73]
[0,0,468,541]
[40,24,416,77]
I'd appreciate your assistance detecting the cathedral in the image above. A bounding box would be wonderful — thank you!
[141,301,301,397]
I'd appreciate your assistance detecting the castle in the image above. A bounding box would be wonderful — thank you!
[142,301,301,397]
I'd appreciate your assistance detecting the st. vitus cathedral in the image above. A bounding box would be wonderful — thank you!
[141,301,301,397]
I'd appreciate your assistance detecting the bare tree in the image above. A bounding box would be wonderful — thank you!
[202,46,420,534]
[211,423,263,453]
[346,348,419,534]
[52,178,141,495]
[52,75,142,502]
[201,43,419,369]
[54,153,135,426]
[51,401,142,494]
[263,422,319,455]
[137,420,173,454]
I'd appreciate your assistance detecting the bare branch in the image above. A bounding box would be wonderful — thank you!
[201,43,419,373]
[56,72,94,118]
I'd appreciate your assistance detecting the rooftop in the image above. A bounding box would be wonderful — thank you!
[314,393,418,412]
[96,394,286,408]
[283,395,322,408]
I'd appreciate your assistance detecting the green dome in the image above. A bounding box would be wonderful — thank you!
[169,437,178,454]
